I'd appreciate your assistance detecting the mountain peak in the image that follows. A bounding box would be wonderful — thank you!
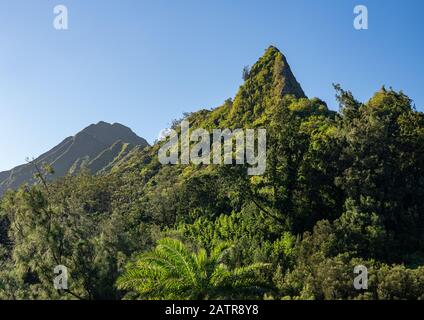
[79,121,147,146]
[83,121,118,131]
[0,122,149,196]
[226,46,306,125]
[249,46,306,99]
[264,45,280,54]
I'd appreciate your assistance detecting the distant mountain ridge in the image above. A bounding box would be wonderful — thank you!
[0,121,149,196]
[0,46,304,196]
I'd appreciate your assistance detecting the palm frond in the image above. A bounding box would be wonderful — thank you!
[117,238,271,300]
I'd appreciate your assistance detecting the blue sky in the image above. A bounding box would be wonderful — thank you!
[0,0,423,171]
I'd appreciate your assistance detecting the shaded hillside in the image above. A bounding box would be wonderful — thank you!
[0,121,149,196]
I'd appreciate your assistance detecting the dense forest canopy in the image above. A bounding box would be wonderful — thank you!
[1,46,423,300]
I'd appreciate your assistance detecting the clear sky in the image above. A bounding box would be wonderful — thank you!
[0,0,423,171]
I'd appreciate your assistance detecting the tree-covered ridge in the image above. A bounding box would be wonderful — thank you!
[1,47,424,300]
[176,46,308,132]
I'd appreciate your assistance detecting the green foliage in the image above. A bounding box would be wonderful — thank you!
[0,174,140,299]
[1,48,424,300]
[117,238,270,299]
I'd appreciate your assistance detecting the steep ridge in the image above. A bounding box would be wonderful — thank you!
[181,46,307,131]
[112,46,314,175]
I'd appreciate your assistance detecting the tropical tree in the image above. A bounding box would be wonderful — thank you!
[117,237,270,300]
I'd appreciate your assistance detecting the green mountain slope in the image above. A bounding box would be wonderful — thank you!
[2,46,424,300]
[113,46,313,174]
[182,46,307,130]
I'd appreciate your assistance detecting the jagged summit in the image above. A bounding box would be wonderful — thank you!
[0,122,149,196]
[247,46,306,99]
[268,46,305,98]
[220,46,306,126]
[181,46,309,129]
